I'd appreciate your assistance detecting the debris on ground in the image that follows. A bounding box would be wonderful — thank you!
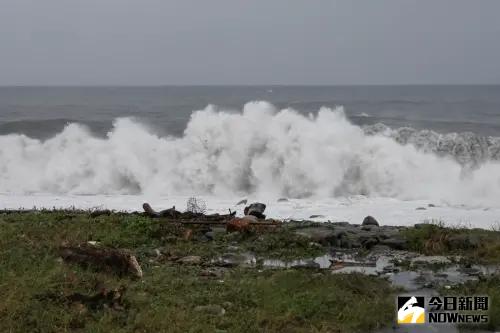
[60,243,143,278]
[142,202,236,222]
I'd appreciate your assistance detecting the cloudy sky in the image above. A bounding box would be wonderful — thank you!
[1,0,499,85]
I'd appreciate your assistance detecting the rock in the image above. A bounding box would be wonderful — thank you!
[416,207,426,210]
[362,216,379,226]
[194,305,226,316]
[236,199,248,205]
[428,203,436,207]
[244,202,266,219]
[177,256,202,265]
[309,214,325,219]
[277,198,288,202]
[294,227,337,245]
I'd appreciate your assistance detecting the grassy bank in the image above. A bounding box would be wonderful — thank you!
[403,221,500,264]
[2,211,500,332]
[0,211,395,333]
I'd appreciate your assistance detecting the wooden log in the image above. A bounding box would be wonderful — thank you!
[60,243,143,278]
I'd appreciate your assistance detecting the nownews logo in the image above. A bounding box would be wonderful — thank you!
[397,295,489,325]
[397,296,425,324]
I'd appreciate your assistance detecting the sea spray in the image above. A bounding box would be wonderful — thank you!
[1,101,500,205]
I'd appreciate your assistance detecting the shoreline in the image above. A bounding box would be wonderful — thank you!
[1,193,499,230]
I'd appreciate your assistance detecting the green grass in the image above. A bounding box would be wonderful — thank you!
[402,221,500,264]
[0,211,396,333]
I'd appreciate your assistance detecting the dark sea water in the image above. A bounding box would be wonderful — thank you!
[1,85,500,139]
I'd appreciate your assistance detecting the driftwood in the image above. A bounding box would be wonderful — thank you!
[143,203,236,221]
[60,243,143,278]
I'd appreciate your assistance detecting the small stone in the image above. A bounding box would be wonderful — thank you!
[277,198,288,202]
[428,204,436,207]
[416,207,426,210]
[362,216,379,226]
[194,305,226,316]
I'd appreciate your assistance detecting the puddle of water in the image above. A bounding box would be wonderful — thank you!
[256,251,499,333]
[213,250,499,296]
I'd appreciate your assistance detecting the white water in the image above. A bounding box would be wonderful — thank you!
[1,101,500,227]
[0,193,499,229]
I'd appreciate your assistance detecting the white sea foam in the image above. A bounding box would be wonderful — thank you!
[0,194,499,229]
[1,101,500,208]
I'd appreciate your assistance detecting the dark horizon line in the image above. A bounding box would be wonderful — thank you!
[0,83,499,88]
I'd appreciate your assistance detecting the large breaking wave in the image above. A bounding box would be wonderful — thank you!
[1,101,500,205]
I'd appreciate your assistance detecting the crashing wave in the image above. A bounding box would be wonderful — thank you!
[363,123,500,166]
[0,101,500,205]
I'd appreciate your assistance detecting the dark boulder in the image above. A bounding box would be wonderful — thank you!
[244,202,266,219]
[362,216,379,226]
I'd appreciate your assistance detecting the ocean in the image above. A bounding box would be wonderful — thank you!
[1,85,500,228]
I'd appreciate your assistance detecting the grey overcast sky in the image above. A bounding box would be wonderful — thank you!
[1,0,499,85]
